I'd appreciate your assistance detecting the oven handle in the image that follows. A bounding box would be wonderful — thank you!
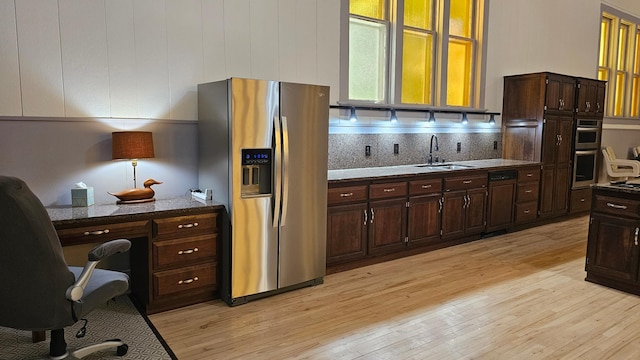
[574,149,598,155]
[576,127,600,131]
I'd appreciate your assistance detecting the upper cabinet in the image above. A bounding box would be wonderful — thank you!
[576,78,607,118]
[545,73,576,115]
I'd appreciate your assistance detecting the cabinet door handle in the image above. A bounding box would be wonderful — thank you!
[83,229,110,236]
[370,208,375,224]
[597,102,600,112]
[635,227,639,246]
[421,184,432,189]
[340,192,353,197]
[606,202,627,210]
[558,134,562,144]
[363,209,368,225]
[438,198,443,213]
[178,222,199,229]
[559,99,563,110]
[178,276,199,285]
[178,248,199,255]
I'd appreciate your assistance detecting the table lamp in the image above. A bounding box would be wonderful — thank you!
[109,131,162,204]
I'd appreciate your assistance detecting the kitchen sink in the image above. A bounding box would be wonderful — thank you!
[415,163,473,170]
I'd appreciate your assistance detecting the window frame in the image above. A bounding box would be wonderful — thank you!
[599,5,640,118]
[340,0,489,110]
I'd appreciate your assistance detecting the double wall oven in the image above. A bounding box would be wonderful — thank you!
[572,119,601,188]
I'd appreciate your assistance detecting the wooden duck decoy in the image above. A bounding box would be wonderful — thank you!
[109,178,162,204]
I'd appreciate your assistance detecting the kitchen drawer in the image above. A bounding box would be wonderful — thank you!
[518,167,540,182]
[369,181,408,200]
[515,202,538,223]
[444,174,487,191]
[328,185,368,205]
[517,183,539,203]
[57,220,149,246]
[152,234,217,269]
[570,188,592,213]
[593,195,640,219]
[409,179,442,196]
[153,262,217,298]
[153,213,218,239]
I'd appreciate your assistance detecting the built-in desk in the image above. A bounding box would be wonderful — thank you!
[47,197,225,314]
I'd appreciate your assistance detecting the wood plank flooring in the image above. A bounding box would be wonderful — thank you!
[149,216,640,359]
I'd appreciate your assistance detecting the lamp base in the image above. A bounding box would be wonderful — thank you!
[116,198,156,205]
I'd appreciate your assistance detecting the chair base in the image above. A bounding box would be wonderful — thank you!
[49,329,128,359]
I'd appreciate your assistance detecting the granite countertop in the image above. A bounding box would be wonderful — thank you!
[592,182,640,195]
[328,159,541,182]
[47,197,225,226]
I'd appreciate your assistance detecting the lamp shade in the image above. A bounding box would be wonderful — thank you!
[112,131,155,160]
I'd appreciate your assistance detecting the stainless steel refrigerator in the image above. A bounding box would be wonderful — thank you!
[197,78,329,306]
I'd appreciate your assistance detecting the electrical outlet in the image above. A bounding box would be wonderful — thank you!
[493,141,498,150]
[457,142,461,152]
[365,145,371,157]
[394,143,399,155]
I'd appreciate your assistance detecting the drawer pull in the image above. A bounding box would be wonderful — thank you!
[178,222,199,229]
[525,190,532,193]
[421,185,432,189]
[178,277,199,285]
[580,198,585,202]
[606,202,627,210]
[523,210,530,214]
[178,248,199,255]
[383,188,396,192]
[83,229,110,236]
[340,192,354,197]
[463,180,472,184]
[527,173,533,177]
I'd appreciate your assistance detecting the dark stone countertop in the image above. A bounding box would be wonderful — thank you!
[46,197,225,226]
[328,159,541,183]
[592,182,640,195]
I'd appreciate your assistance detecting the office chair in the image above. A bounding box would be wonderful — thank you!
[0,175,131,359]
[601,146,640,182]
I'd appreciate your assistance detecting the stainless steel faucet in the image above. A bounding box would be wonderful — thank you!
[428,134,439,164]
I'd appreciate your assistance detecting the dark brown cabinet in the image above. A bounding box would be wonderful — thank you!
[515,166,541,223]
[368,181,408,255]
[441,174,487,240]
[326,185,368,265]
[576,78,607,117]
[502,72,575,219]
[540,115,573,217]
[407,179,442,246]
[586,188,640,295]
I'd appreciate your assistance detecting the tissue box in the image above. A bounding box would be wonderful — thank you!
[71,187,94,207]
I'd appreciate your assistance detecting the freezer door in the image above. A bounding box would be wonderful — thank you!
[229,78,279,298]
[277,82,329,288]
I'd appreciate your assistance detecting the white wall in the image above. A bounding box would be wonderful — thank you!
[0,0,341,119]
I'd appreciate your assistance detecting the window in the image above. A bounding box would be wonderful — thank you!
[598,6,640,117]
[344,0,487,109]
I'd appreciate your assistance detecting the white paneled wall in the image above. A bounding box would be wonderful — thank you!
[0,0,341,119]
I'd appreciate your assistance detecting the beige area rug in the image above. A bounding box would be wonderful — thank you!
[0,295,176,360]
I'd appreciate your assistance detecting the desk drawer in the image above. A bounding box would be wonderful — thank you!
[57,220,149,246]
[153,262,217,298]
[153,234,217,268]
[515,202,538,223]
[153,213,218,239]
[518,167,540,182]
[593,195,640,219]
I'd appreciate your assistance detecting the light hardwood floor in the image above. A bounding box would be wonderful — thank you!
[149,216,640,359]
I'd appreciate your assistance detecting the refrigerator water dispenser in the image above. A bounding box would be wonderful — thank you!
[241,148,272,197]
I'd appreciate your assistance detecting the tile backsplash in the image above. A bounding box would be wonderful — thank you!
[328,132,502,170]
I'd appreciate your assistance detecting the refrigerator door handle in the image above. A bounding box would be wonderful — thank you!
[273,116,282,228]
[280,115,290,227]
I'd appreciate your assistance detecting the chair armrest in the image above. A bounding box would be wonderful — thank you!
[65,239,131,302]
[610,158,640,172]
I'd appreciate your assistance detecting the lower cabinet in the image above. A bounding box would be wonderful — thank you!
[441,174,487,240]
[486,177,516,232]
[407,179,443,246]
[586,189,640,294]
[367,182,408,256]
[326,185,368,265]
